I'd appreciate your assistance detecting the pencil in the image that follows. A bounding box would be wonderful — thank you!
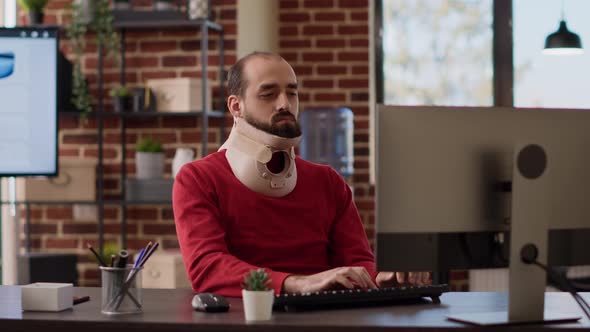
[87,243,107,267]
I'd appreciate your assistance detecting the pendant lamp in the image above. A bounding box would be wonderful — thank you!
[543,2,583,55]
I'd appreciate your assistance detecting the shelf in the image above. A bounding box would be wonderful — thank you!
[0,200,171,205]
[112,10,223,31]
[59,110,225,118]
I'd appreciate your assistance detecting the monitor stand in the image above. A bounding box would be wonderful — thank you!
[447,144,582,326]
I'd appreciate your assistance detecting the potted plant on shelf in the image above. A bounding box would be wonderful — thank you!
[110,85,132,112]
[135,137,165,179]
[66,0,120,117]
[241,268,274,321]
[17,0,49,25]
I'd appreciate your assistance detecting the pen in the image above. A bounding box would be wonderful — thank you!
[116,250,129,268]
[73,296,90,305]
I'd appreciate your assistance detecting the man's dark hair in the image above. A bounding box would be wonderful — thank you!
[227,52,284,97]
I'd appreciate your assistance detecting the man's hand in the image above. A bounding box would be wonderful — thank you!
[282,266,377,294]
[376,271,431,288]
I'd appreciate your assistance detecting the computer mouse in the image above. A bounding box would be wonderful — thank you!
[191,293,230,313]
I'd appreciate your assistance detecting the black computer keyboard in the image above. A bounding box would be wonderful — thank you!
[273,284,449,311]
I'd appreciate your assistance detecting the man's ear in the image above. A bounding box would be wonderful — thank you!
[227,95,241,117]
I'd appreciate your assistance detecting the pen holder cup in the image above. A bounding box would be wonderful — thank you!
[100,265,143,315]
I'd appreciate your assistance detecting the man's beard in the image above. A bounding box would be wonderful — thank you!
[244,111,302,138]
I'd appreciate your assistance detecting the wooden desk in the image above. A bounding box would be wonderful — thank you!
[0,286,588,331]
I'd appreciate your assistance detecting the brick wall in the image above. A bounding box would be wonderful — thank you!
[17,0,465,290]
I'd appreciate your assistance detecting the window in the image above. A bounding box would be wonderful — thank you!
[381,0,494,106]
[514,0,590,108]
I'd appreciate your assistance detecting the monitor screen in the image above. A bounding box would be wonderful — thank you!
[0,27,58,176]
[375,105,590,273]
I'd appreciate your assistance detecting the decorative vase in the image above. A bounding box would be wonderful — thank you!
[242,289,274,321]
[172,148,194,178]
[135,152,165,179]
[28,11,44,25]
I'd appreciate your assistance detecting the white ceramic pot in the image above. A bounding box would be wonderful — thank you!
[135,152,165,179]
[242,289,274,321]
[172,148,194,179]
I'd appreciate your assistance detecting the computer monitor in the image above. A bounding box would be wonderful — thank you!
[0,27,58,176]
[376,105,590,324]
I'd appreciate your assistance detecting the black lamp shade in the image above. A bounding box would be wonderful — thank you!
[544,20,583,54]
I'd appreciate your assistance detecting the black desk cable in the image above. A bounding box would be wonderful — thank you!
[520,243,590,320]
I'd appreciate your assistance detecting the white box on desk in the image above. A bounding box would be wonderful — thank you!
[147,78,212,112]
[142,251,191,289]
[21,282,73,312]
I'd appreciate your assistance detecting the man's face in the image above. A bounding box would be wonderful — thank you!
[238,57,301,138]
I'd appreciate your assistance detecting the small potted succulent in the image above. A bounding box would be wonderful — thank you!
[110,85,132,112]
[17,0,49,25]
[135,137,165,179]
[241,268,273,321]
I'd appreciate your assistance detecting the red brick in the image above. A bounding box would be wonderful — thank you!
[339,0,368,8]
[161,117,198,128]
[103,179,119,190]
[140,41,177,52]
[282,52,299,62]
[103,207,119,219]
[351,92,369,101]
[353,173,369,182]
[207,54,236,66]
[303,79,334,88]
[59,149,80,157]
[179,70,217,80]
[82,117,120,130]
[144,132,177,144]
[160,30,199,38]
[47,207,73,220]
[46,238,78,249]
[292,65,313,76]
[350,39,369,48]
[350,106,369,116]
[161,208,175,220]
[315,12,346,21]
[46,0,69,10]
[315,93,346,102]
[30,223,57,234]
[350,11,368,21]
[280,12,311,22]
[63,224,98,234]
[125,56,159,69]
[338,79,369,89]
[317,66,347,75]
[180,131,217,143]
[338,25,369,35]
[352,65,369,75]
[354,199,374,210]
[302,52,333,62]
[140,71,177,81]
[104,224,138,235]
[304,0,333,8]
[103,133,138,144]
[59,117,80,129]
[280,39,312,48]
[63,134,98,145]
[163,55,197,67]
[220,8,236,20]
[316,39,346,48]
[83,148,118,159]
[280,0,300,9]
[162,239,180,249]
[302,25,334,35]
[127,208,158,220]
[143,223,177,235]
[280,26,299,36]
[338,51,368,62]
[126,118,160,129]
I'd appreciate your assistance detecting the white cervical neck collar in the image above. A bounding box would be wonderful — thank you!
[219,118,301,197]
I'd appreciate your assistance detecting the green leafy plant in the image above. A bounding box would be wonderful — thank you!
[136,137,164,153]
[66,0,120,117]
[17,0,48,12]
[109,85,131,98]
[242,268,272,291]
[92,241,120,267]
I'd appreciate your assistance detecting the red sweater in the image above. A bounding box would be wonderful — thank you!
[173,150,376,297]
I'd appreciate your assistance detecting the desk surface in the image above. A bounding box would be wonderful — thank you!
[0,286,589,332]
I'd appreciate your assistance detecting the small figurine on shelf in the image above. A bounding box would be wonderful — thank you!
[17,0,48,25]
[188,0,210,20]
[109,85,132,112]
[153,0,176,11]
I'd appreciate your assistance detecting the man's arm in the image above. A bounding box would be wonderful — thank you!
[173,163,290,297]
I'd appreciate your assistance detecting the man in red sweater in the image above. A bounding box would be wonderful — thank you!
[173,52,428,297]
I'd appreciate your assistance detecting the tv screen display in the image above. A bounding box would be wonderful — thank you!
[0,27,58,176]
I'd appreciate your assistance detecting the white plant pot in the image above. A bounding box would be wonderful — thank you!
[242,289,274,321]
[135,152,165,179]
